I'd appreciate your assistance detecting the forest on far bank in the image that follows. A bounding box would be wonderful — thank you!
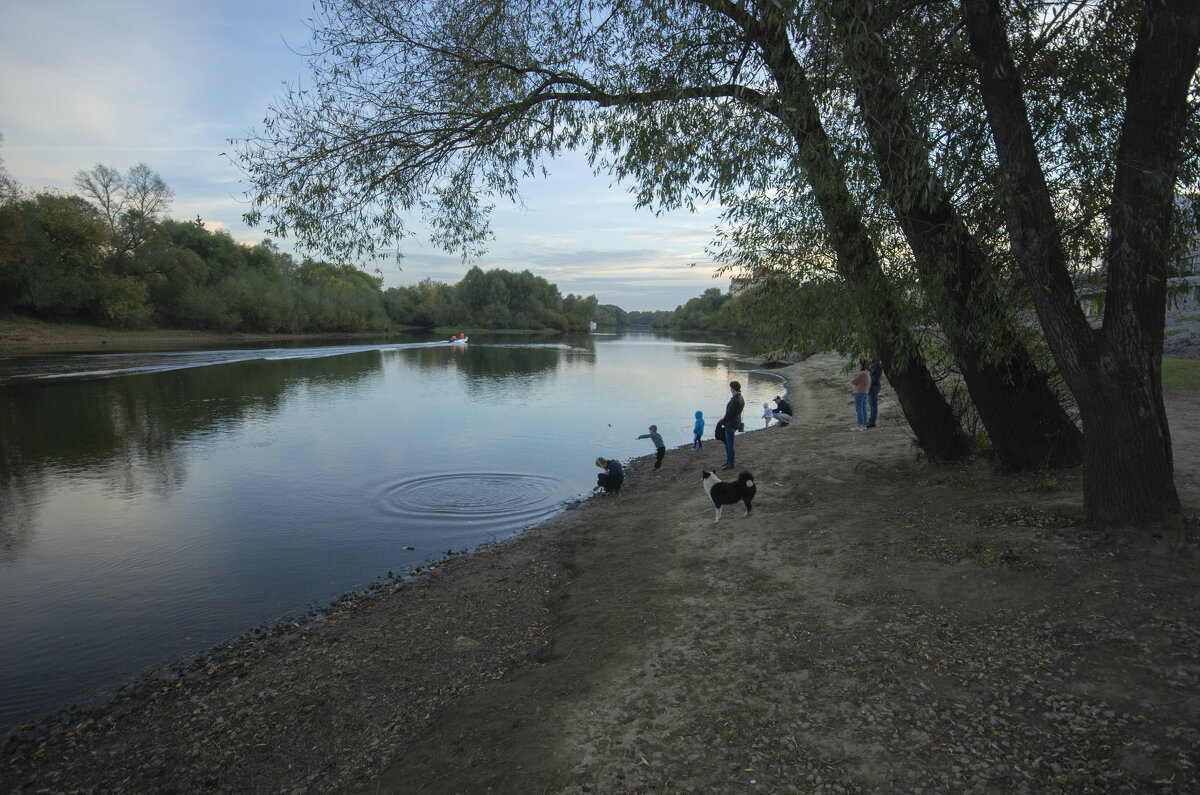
[0,161,753,336]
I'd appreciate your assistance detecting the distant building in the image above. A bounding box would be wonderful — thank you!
[730,268,769,295]
[1176,236,1200,276]
[1174,194,1200,275]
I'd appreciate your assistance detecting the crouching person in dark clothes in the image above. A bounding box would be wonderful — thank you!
[593,456,624,494]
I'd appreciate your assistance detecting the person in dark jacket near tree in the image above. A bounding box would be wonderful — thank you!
[721,380,744,470]
[866,359,883,428]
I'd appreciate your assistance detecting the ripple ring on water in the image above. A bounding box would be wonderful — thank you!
[380,472,563,523]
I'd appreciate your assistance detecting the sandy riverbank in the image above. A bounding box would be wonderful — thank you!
[3,346,1199,793]
[0,314,408,352]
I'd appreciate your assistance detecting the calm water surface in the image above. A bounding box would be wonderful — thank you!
[0,331,786,736]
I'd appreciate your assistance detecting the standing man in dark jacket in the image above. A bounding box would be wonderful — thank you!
[721,380,745,470]
[866,359,883,428]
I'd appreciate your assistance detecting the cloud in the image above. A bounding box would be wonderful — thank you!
[376,239,726,312]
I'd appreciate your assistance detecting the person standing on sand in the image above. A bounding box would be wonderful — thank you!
[721,380,744,470]
[851,360,872,430]
[637,425,666,470]
[866,358,883,428]
[692,410,705,450]
[593,457,624,494]
[762,402,774,428]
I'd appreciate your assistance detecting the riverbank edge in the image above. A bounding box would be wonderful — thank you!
[0,314,421,352]
[0,315,601,353]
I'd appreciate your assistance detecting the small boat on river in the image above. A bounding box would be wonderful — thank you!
[449,334,469,346]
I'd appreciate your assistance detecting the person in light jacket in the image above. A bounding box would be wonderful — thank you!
[851,360,872,431]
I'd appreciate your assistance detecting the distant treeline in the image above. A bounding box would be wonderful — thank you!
[0,163,601,334]
[0,162,748,335]
[659,288,751,332]
[0,173,391,332]
[383,266,597,331]
[594,288,751,333]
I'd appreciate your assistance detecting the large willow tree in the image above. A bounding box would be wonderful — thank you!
[960,0,1200,526]
[238,0,1200,527]
[240,0,976,462]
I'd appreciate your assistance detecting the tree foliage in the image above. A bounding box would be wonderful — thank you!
[627,309,675,327]
[382,266,597,330]
[0,169,393,332]
[0,163,610,335]
[657,287,752,332]
[592,303,630,327]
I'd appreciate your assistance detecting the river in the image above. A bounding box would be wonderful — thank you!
[0,330,785,736]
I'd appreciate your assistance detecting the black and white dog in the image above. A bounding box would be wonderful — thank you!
[702,470,756,522]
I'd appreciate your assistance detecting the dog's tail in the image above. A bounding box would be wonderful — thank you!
[738,471,755,485]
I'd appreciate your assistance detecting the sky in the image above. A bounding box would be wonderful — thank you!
[0,0,729,312]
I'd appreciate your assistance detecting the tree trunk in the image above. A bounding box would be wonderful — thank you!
[962,0,1198,525]
[834,0,1082,471]
[875,336,973,460]
[1078,355,1175,526]
[742,15,973,461]
[835,207,974,460]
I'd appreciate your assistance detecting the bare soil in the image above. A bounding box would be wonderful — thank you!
[3,320,1200,793]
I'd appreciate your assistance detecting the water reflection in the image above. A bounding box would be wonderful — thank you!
[0,352,384,554]
[396,340,584,381]
[446,344,594,397]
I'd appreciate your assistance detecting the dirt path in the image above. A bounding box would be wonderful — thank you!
[4,353,1199,793]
